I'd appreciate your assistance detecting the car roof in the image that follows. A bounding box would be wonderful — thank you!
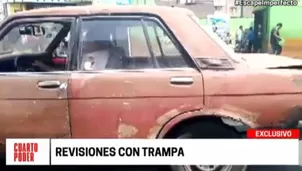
[13,5,193,16]
[7,5,230,59]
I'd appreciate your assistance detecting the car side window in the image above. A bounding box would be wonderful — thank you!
[143,20,185,61]
[0,21,71,73]
[79,17,189,71]
[54,32,69,57]
[0,23,63,55]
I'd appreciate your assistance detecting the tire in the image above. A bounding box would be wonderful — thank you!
[170,120,247,171]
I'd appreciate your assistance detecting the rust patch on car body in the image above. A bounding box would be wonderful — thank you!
[118,123,138,138]
[292,78,302,87]
[218,105,260,122]
[148,107,206,139]
[147,109,181,139]
[156,109,180,125]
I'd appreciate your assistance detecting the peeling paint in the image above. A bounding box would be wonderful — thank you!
[156,109,180,125]
[292,78,302,87]
[147,126,161,139]
[118,124,138,138]
[124,81,132,84]
[219,105,260,122]
[147,109,204,138]
[78,73,96,90]
[147,109,181,138]
[147,107,259,139]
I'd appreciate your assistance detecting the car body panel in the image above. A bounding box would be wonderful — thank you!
[155,69,302,138]
[203,70,302,127]
[235,53,302,69]
[68,69,203,138]
[0,73,70,153]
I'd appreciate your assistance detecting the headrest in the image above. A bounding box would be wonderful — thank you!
[83,40,113,50]
[82,25,111,42]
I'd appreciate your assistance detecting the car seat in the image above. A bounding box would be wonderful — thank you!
[105,46,126,69]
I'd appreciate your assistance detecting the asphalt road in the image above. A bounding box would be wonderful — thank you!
[55,166,301,171]
[1,157,301,171]
[247,166,301,171]
[1,162,301,171]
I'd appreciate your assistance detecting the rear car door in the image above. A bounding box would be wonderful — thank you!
[69,15,204,138]
[0,17,74,153]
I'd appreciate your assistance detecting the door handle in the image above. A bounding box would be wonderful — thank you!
[37,81,61,89]
[170,77,193,85]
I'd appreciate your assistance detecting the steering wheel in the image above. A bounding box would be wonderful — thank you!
[14,56,38,72]
[14,56,21,71]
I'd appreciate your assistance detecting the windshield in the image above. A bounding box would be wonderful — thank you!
[188,14,242,63]
[0,22,63,55]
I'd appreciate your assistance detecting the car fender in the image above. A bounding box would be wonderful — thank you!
[148,108,258,139]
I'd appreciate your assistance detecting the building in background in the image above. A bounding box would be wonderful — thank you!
[213,0,253,17]
[155,0,253,41]
[156,0,253,18]
[156,0,214,18]
[0,0,5,20]
[92,0,156,5]
[0,0,92,18]
[253,2,302,56]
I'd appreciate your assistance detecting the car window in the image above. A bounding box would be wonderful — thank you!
[143,20,182,57]
[79,17,189,71]
[54,31,69,58]
[0,20,72,73]
[187,14,241,63]
[0,22,63,55]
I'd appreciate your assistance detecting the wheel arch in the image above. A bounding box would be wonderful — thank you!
[281,105,302,128]
[149,108,258,139]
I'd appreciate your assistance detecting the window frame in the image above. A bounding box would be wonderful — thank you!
[77,14,199,71]
[0,16,77,74]
[143,18,184,67]
[187,14,239,66]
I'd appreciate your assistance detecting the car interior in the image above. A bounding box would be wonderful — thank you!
[0,21,70,72]
[88,21,188,70]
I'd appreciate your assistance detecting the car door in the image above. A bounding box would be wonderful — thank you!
[0,17,73,153]
[69,16,204,138]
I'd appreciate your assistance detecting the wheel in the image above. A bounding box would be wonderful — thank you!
[170,120,247,171]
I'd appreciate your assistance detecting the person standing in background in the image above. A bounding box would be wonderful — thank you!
[224,32,232,45]
[270,23,283,55]
[213,26,217,33]
[235,25,244,52]
[247,27,255,53]
[241,28,250,53]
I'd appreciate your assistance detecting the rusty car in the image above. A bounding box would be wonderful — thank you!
[0,5,302,171]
